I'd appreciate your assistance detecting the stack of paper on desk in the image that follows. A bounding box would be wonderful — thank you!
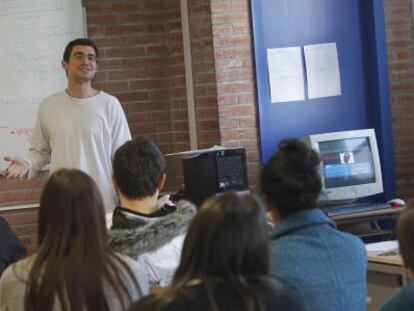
[365,240,402,265]
[165,145,227,159]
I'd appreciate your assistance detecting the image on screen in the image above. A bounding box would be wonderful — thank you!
[216,155,246,188]
[318,137,375,188]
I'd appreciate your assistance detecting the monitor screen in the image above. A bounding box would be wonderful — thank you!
[216,153,247,189]
[304,129,383,203]
[319,137,375,188]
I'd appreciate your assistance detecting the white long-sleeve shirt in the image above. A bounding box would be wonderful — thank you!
[27,90,131,211]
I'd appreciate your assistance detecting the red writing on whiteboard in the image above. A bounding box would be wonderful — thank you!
[9,128,32,143]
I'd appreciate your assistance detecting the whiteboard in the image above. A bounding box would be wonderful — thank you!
[0,0,84,170]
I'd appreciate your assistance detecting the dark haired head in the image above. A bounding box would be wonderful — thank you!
[129,192,270,311]
[26,169,140,311]
[37,169,106,249]
[397,206,414,270]
[63,38,98,63]
[261,138,322,218]
[113,137,166,199]
[175,191,269,281]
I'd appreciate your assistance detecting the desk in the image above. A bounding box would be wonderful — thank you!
[331,207,403,224]
[331,207,404,239]
[365,241,408,311]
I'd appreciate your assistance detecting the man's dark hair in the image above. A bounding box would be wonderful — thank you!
[63,38,98,63]
[113,137,166,199]
[261,138,322,218]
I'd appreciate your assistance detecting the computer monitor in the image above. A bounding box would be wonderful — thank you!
[303,129,383,204]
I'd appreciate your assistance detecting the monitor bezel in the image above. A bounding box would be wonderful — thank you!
[304,129,383,204]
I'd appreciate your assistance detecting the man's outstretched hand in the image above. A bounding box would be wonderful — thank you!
[0,156,29,178]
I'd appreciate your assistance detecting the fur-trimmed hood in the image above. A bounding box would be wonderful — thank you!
[108,200,196,259]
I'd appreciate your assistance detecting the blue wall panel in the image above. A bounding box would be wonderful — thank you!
[251,0,396,200]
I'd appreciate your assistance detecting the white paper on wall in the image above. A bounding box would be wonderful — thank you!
[266,46,305,103]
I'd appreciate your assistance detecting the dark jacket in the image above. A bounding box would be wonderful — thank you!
[0,216,27,276]
[130,275,304,311]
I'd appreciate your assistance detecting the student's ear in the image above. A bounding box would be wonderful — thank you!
[157,174,166,192]
[265,200,280,224]
[112,174,118,189]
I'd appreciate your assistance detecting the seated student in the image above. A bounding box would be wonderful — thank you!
[108,137,196,288]
[0,216,27,277]
[261,139,367,311]
[129,191,304,311]
[0,169,148,311]
[378,206,414,311]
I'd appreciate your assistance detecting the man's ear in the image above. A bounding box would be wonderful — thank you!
[61,60,68,70]
[157,174,166,192]
[61,60,69,77]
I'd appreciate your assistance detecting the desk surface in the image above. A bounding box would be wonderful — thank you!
[331,206,404,223]
[366,240,403,266]
[368,255,402,266]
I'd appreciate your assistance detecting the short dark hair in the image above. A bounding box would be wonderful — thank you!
[397,206,414,270]
[63,38,98,63]
[113,137,166,199]
[261,138,322,218]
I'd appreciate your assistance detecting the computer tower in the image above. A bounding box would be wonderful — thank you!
[182,148,249,206]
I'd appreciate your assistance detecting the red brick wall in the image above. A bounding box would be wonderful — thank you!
[164,0,190,189]
[1,207,38,254]
[384,0,414,201]
[87,0,188,190]
[188,0,221,148]
[210,0,261,188]
[187,0,260,188]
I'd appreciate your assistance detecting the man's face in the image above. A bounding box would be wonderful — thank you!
[344,153,350,163]
[62,45,98,83]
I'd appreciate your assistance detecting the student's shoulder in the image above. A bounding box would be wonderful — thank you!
[0,256,34,284]
[0,216,14,236]
[130,293,164,311]
[114,253,150,293]
[247,276,305,311]
[115,253,144,273]
[337,229,366,251]
[378,284,414,311]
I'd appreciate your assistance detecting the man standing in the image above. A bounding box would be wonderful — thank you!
[0,38,131,211]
